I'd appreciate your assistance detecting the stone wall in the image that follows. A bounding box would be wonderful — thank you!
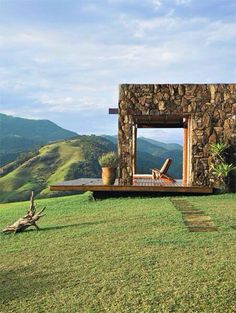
[118,84,236,187]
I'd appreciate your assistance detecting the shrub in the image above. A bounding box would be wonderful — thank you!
[209,141,235,192]
[209,142,229,161]
[98,152,118,168]
[211,163,234,180]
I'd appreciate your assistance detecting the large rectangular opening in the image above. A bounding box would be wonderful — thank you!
[135,128,183,180]
[132,115,190,185]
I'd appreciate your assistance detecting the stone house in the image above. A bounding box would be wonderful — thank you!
[117,84,236,189]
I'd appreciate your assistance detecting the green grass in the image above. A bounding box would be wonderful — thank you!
[0,193,236,312]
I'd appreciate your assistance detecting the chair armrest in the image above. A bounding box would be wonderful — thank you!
[152,168,161,179]
[152,168,161,173]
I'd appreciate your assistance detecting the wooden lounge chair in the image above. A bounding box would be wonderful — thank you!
[133,158,176,183]
[152,158,176,183]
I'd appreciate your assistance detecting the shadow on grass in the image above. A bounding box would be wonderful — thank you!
[0,266,62,304]
[40,221,105,231]
[0,221,106,236]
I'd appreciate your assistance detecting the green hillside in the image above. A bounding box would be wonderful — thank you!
[102,135,118,145]
[0,113,77,166]
[137,138,167,156]
[0,133,183,203]
[0,135,115,203]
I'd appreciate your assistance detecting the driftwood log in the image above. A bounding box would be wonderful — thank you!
[3,191,45,234]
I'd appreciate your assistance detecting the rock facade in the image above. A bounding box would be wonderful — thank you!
[118,84,236,188]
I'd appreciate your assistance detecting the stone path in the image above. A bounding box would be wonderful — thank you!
[171,199,218,232]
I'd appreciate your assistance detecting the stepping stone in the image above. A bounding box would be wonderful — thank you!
[172,202,188,207]
[184,220,215,227]
[172,204,195,208]
[170,199,218,232]
[181,210,204,215]
[177,206,202,211]
[174,204,195,208]
[183,215,212,221]
[188,226,218,232]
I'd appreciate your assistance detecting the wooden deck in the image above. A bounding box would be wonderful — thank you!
[50,178,213,194]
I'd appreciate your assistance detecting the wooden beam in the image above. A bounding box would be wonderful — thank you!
[109,108,118,114]
[133,114,190,128]
[134,114,189,123]
[138,123,183,128]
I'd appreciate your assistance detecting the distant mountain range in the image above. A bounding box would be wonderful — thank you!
[0,113,77,166]
[139,137,182,152]
[0,113,182,202]
[102,135,182,153]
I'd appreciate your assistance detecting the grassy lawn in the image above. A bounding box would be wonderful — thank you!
[0,193,236,313]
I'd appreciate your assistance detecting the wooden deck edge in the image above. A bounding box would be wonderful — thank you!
[50,185,213,194]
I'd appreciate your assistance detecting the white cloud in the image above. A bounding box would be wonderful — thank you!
[120,14,208,38]
[206,20,236,44]
[81,3,101,12]
[138,128,183,144]
[0,109,17,116]
[150,0,162,10]
[175,0,191,5]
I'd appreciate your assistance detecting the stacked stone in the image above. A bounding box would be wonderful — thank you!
[118,84,236,187]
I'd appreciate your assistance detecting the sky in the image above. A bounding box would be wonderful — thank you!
[0,0,236,143]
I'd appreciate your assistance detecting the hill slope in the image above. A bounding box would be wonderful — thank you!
[0,113,77,166]
[0,135,115,202]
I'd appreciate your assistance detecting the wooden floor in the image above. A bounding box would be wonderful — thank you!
[50,178,213,194]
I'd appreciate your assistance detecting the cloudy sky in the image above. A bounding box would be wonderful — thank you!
[0,0,236,143]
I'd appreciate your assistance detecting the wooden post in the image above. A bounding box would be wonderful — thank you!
[182,120,188,185]
[187,116,192,185]
[132,124,137,176]
[108,108,118,114]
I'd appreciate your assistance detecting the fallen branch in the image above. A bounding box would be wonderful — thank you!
[3,191,46,234]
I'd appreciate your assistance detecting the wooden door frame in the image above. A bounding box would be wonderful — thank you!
[182,117,189,184]
[132,124,137,175]
[131,115,191,183]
